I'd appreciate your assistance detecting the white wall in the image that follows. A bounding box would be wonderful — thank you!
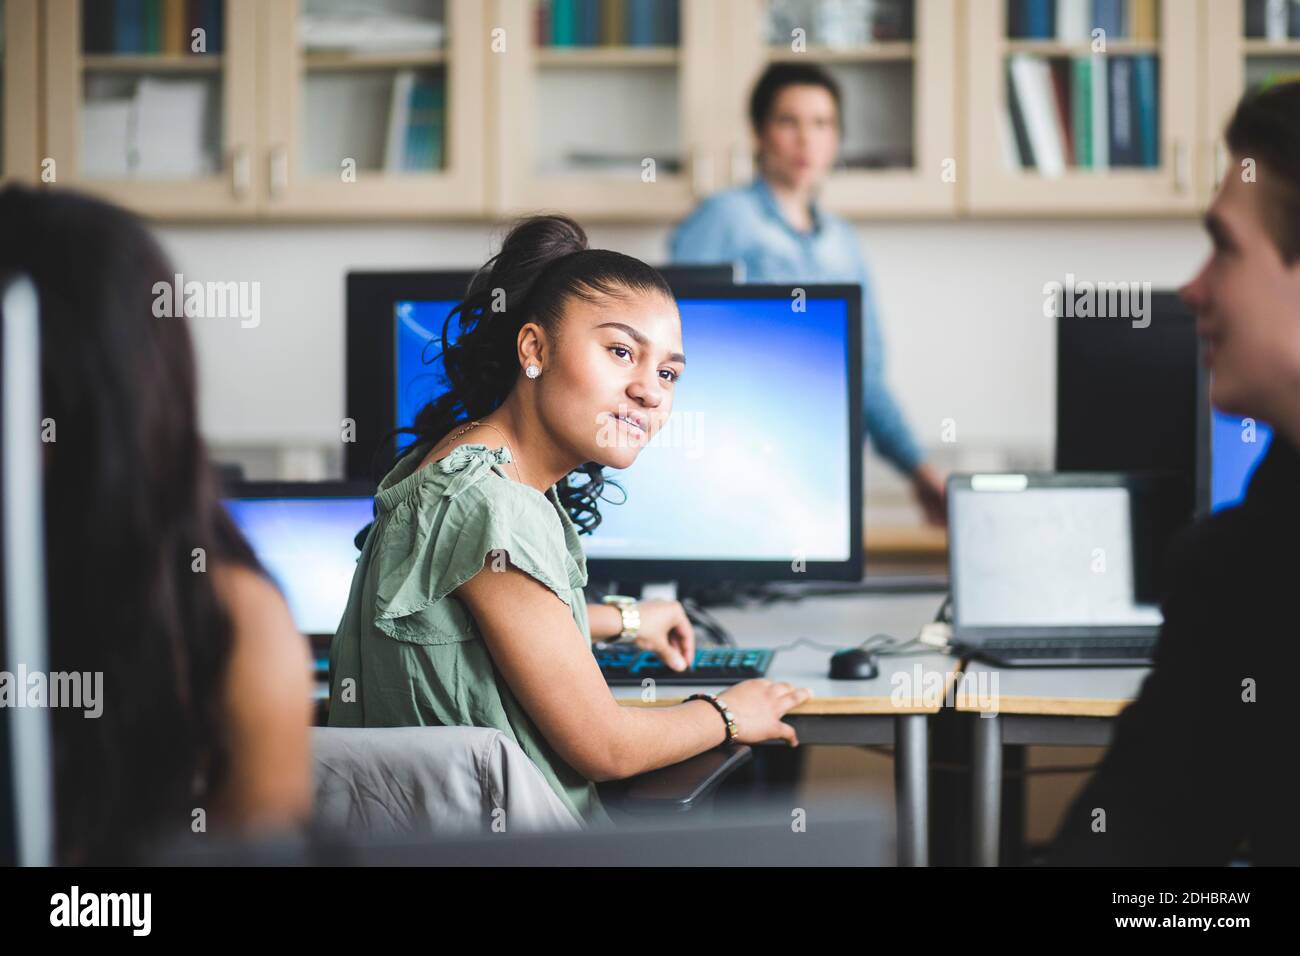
[158,216,1210,506]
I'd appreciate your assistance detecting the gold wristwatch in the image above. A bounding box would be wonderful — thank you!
[600,594,641,643]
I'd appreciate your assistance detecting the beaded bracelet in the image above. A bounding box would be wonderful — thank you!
[686,692,738,744]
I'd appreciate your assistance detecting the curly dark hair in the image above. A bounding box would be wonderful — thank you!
[397,214,674,535]
[0,184,262,864]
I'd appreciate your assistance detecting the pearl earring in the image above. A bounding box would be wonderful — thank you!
[525,364,541,379]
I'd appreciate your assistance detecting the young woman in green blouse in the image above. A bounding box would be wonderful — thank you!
[329,214,812,825]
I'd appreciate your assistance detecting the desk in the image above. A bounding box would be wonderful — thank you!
[955,661,1150,866]
[613,591,955,866]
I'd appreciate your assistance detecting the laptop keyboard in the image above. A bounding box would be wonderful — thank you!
[980,637,1155,661]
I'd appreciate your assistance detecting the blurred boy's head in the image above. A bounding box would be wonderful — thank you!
[1182,81,1300,429]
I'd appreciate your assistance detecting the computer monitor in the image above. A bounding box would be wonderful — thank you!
[223,483,375,646]
[1207,407,1274,511]
[350,275,863,586]
[346,264,738,481]
[0,276,55,866]
[1055,291,1201,525]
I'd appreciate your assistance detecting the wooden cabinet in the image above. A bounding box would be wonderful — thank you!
[490,0,720,221]
[964,0,1201,216]
[20,0,1281,222]
[43,0,259,219]
[1,0,41,183]
[260,0,486,219]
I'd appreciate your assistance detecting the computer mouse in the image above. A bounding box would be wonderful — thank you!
[829,648,879,680]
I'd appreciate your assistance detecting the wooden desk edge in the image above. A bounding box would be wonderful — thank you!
[953,695,1135,717]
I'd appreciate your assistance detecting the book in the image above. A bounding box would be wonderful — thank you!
[134,77,214,178]
[600,0,624,45]
[551,0,577,46]
[1006,61,1036,167]
[162,0,187,56]
[1071,56,1093,167]
[1049,58,1075,162]
[143,0,162,53]
[1009,54,1066,175]
[115,0,145,54]
[1091,50,1109,168]
[1091,0,1124,40]
[384,70,415,173]
[83,0,115,53]
[80,99,134,178]
[627,0,656,45]
[1129,0,1156,41]
[1108,55,1138,166]
[1266,0,1289,41]
[1245,0,1266,38]
[1056,0,1090,42]
[1133,54,1158,167]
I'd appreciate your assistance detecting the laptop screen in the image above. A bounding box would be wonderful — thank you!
[950,482,1164,631]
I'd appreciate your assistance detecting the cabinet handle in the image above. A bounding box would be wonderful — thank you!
[269,146,289,198]
[231,146,251,199]
[690,149,714,198]
[1173,139,1190,194]
[730,143,752,186]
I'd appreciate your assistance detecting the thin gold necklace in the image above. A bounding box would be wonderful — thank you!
[446,418,532,489]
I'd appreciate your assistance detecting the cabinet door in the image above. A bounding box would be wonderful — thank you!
[1203,0,1300,203]
[261,0,486,219]
[726,0,959,217]
[43,0,259,218]
[2,0,40,182]
[965,0,1200,216]
[491,0,720,221]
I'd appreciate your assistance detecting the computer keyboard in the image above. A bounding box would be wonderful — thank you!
[594,645,774,685]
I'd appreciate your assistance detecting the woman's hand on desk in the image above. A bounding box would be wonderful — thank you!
[723,680,813,747]
[632,599,696,671]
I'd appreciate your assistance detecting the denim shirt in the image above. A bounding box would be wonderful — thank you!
[668,177,923,474]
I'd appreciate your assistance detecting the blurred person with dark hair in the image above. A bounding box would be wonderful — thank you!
[0,186,314,864]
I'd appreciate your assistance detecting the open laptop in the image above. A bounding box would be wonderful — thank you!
[223,482,375,686]
[946,472,1184,666]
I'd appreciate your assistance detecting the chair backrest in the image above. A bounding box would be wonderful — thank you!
[312,726,581,837]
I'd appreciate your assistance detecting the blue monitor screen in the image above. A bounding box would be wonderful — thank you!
[224,497,374,635]
[393,295,853,563]
[1211,410,1272,511]
[396,300,460,452]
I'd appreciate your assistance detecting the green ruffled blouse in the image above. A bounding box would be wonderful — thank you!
[327,441,609,826]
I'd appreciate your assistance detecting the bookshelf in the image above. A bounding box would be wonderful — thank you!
[1,0,40,183]
[492,0,718,221]
[964,0,1201,216]
[43,0,259,219]
[18,0,1284,222]
[260,0,486,219]
[1205,0,1300,201]
[726,0,958,217]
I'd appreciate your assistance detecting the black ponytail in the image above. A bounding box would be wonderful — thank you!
[396,214,674,534]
